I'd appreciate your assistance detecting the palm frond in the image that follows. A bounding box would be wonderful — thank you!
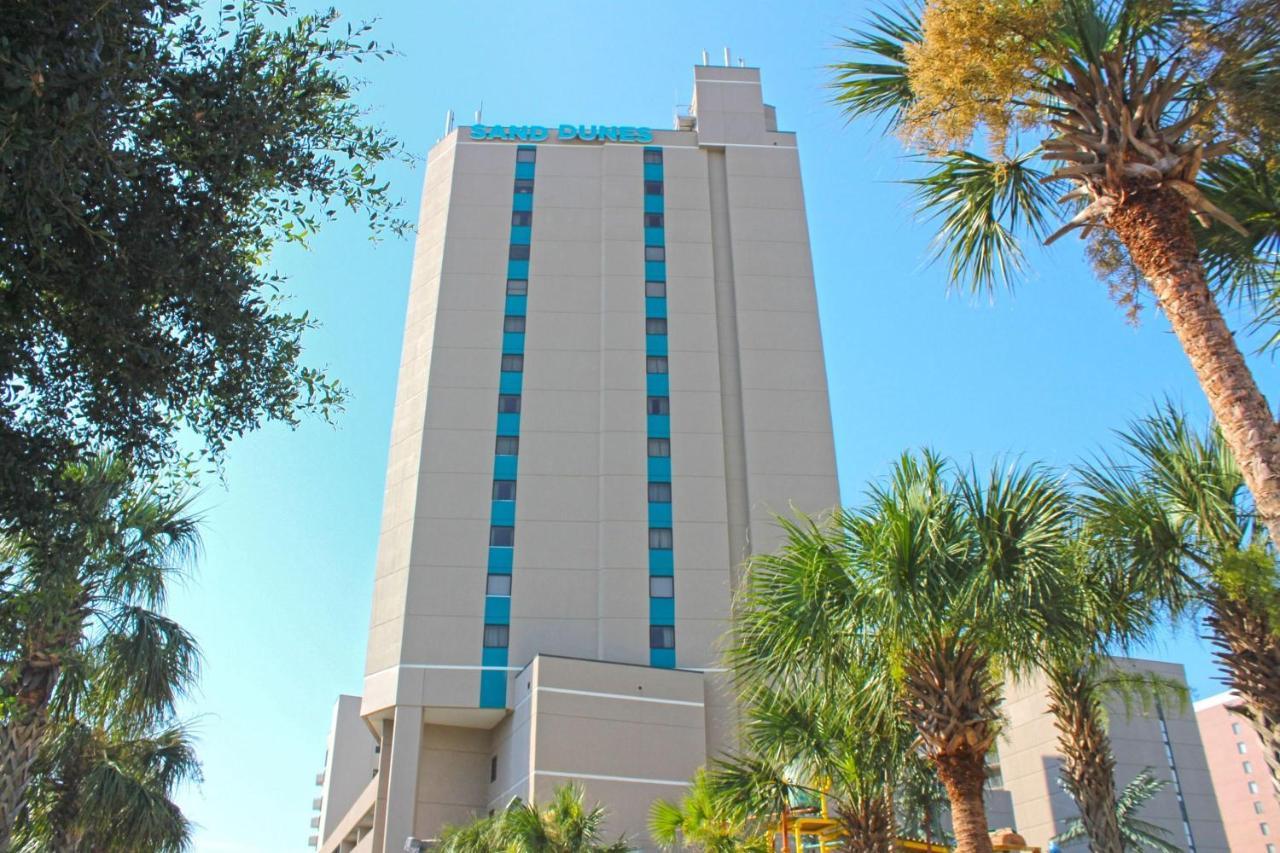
[907,150,1057,294]
[829,5,921,127]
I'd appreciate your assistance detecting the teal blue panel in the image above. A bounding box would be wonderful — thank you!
[496,412,521,436]
[649,502,672,526]
[494,455,518,479]
[505,294,527,315]
[488,547,513,573]
[482,647,509,668]
[490,500,515,526]
[502,332,525,353]
[647,414,670,437]
[650,597,675,624]
[647,373,669,396]
[649,550,674,575]
[647,457,671,481]
[645,297,667,318]
[512,193,533,212]
[499,372,523,395]
[480,669,507,708]
[644,194,664,214]
[650,648,676,669]
[507,259,529,278]
[510,225,532,244]
[515,161,536,180]
[644,261,666,280]
[484,595,511,624]
[643,163,664,181]
[646,336,668,357]
[644,226,665,245]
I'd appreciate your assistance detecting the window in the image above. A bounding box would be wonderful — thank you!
[503,315,526,333]
[645,280,666,298]
[650,576,674,598]
[498,395,521,414]
[644,246,666,262]
[486,574,512,596]
[509,244,530,261]
[1250,782,1260,794]
[649,482,672,503]
[512,210,533,226]
[1258,802,1267,815]
[644,180,663,196]
[514,178,534,194]
[483,624,509,648]
[648,438,671,457]
[493,480,517,501]
[496,436,520,455]
[650,625,675,649]
[647,356,668,374]
[507,278,528,295]
[1239,742,1249,754]
[490,526,515,547]
[643,149,663,165]
[1233,722,1242,735]
[501,354,524,372]
[516,148,537,163]
[490,756,498,782]
[648,396,670,415]
[644,212,664,228]
[1263,823,1271,837]
[1267,845,1275,853]
[646,317,668,335]
[1245,761,1254,774]
[649,527,673,549]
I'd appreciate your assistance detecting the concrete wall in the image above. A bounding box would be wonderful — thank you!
[314,695,379,847]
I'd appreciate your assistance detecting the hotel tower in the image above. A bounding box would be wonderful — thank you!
[312,60,840,852]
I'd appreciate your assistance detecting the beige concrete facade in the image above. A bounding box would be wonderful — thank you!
[1195,691,1280,852]
[315,61,839,852]
[995,659,1228,852]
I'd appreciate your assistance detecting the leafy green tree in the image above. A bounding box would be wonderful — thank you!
[830,0,1280,546]
[1079,405,1280,790]
[1054,769,1180,852]
[732,452,1076,853]
[0,455,200,847]
[438,783,629,853]
[0,0,410,525]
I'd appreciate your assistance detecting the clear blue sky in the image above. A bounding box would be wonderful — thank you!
[166,2,1275,850]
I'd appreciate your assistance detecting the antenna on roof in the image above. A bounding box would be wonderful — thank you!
[723,46,731,66]
[475,102,483,124]
[444,109,455,136]
[738,57,745,67]
[701,49,709,65]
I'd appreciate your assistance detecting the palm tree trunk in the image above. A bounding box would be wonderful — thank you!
[0,656,62,848]
[1107,183,1280,547]
[1044,665,1124,853]
[933,752,993,853]
[1206,594,1280,791]
[837,793,894,853]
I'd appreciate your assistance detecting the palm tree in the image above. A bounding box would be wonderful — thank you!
[650,768,772,853]
[1054,769,1180,852]
[440,782,629,853]
[895,756,953,849]
[830,0,1280,546]
[1079,405,1280,788]
[0,454,201,847]
[732,451,1076,853]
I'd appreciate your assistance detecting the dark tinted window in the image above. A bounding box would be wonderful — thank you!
[647,356,668,374]
[648,482,672,503]
[507,279,528,295]
[490,526,515,547]
[650,576,674,598]
[644,212,664,228]
[646,318,667,335]
[645,280,666,298]
[483,624,510,647]
[648,438,671,457]
[512,210,533,226]
[644,246,665,262]
[486,574,512,596]
[501,354,524,372]
[509,244,531,260]
[504,316,526,333]
[493,480,517,501]
[648,396,670,415]
[649,527,673,549]
[649,625,675,648]
[514,178,534,194]
[496,436,520,455]
[516,148,537,163]
[498,395,521,414]
[643,149,663,165]
[644,181,663,196]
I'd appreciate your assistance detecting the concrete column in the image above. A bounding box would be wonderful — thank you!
[380,705,424,853]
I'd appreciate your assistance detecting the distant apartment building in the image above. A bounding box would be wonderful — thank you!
[995,658,1229,852]
[1195,690,1280,852]
[310,695,380,848]
[309,57,840,852]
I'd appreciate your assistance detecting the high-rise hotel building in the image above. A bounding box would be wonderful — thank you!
[312,62,839,852]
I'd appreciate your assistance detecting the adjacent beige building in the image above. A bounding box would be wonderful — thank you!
[1195,690,1280,852]
[312,59,839,852]
[995,658,1229,852]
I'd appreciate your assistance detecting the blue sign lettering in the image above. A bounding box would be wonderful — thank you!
[469,124,654,144]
